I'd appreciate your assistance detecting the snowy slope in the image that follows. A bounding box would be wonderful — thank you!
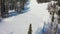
[0,0,50,34]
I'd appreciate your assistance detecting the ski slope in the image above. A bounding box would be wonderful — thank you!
[0,0,50,34]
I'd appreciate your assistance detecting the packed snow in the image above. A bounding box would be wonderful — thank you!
[0,0,51,34]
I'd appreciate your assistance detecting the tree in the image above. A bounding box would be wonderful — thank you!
[28,24,32,34]
[37,0,51,3]
[56,0,60,6]
[1,0,6,18]
[0,0,1,17]
[48,2,59,34]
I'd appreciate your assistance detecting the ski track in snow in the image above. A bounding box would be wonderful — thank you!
[0,0,50,34]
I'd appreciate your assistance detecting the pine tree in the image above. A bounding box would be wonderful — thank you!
[28,24,32,34]
[1,0,5,18]
[37,0,51,3]
[0,0,1,18]
[48,2,59,34]
[57,0,60,6]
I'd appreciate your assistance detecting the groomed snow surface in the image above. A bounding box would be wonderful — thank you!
[0,0,51,34]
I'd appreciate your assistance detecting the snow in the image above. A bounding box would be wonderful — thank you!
[8,10,15,13]
[0,0,50,34]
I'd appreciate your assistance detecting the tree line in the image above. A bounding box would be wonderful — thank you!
[0,0,28,18]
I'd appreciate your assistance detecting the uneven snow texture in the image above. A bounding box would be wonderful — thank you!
[0,0,50,34]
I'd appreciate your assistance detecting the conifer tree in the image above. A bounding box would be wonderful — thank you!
[1,0,5,18]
